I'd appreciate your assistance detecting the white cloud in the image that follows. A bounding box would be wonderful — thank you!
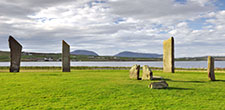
[108,0,214,20]
[189,0,213,6]
[0,0,224,57]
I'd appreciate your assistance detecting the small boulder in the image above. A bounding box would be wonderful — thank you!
[142,65,153,80]
[129,64,140,80]
[149,80,168,89]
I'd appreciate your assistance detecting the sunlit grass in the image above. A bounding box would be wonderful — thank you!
[0,69,224,109]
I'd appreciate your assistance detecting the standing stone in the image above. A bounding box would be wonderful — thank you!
[163,37,174,73]
[8,36,22,72]
[208,56,215,81]
[142,65,153,80]
[129,64,140,80]
[62,40,70,72]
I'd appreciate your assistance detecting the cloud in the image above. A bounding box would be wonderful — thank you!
[0,0,224,57]
[108,0,214,20]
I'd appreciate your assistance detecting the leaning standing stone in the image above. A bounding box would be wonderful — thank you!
[62,40,70,72]
[142,65,153,80]
[163,37,174,73]
[8,36,22,72]
[129,64,140,80]
[208,56,215,81]
[149,81,168,89]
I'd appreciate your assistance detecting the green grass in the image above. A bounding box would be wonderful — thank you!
[0,69,225,110]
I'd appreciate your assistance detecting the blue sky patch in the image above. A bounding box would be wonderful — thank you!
[114,18,126,24]
[215,0,225,10]
[88,0,107,7]
[186,18,211,30]
[175,0,187,4]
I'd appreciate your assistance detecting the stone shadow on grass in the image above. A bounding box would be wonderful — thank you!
[214,80,225,82]
[167,87,194,90]
[158,78,171,81]
[169,80,206,83]
[138,78,171,81]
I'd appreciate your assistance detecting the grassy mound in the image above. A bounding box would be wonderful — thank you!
[0,69,224,109]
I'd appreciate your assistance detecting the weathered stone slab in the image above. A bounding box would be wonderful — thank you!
[163,37,174,73]
[142,65,153,80]
[8,36,22,72]
[129,64,140,80]
[208,56,215,81]
[62,40,70,72]
[149,80,168,89]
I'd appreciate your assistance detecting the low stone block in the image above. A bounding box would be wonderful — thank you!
[142,65,153,80]
[8,36,22,72]
[149,81,168,89]
[129,64,140,80]
[208,56,215,81]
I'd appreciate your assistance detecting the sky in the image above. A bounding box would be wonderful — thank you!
[0,0,225,58]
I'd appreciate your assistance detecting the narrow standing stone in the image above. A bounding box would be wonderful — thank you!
[163,37,174,73]
[8,36,22,72]
[62,40,70,72]
[129,64,140,80]
[142,65,153,80]
[208,56,215,81]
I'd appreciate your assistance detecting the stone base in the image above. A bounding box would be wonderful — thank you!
[149,81,168,89]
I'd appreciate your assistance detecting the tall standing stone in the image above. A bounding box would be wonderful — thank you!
[163,37,174,73]
[129,64,140,80]
[8,36,22,72]
[62,40,70,72]
[208,56,215,81]
[142,65,153,80]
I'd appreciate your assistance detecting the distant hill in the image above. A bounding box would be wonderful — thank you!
[114,51,163,58]
[1,50,225,61]
[71,50,99,56]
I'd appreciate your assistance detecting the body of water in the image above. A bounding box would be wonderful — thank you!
[0,61,225,68]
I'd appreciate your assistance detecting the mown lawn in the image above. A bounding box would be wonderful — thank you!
[0,69,224,110]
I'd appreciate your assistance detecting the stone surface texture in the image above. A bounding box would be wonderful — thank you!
[149,81,168,89]
[208,56,215,81]
[142,65,153,80]
[163,37,174,73]
[62,40,70,72]
[129,64,140,80]
[8,36,22,72]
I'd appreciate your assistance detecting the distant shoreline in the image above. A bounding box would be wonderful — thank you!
[2,51,225,62]
[0,60,209,62]
[3,60,225,62]
[0,66,225,71]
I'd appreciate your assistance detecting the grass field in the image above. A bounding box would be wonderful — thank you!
[0,69,225,110]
